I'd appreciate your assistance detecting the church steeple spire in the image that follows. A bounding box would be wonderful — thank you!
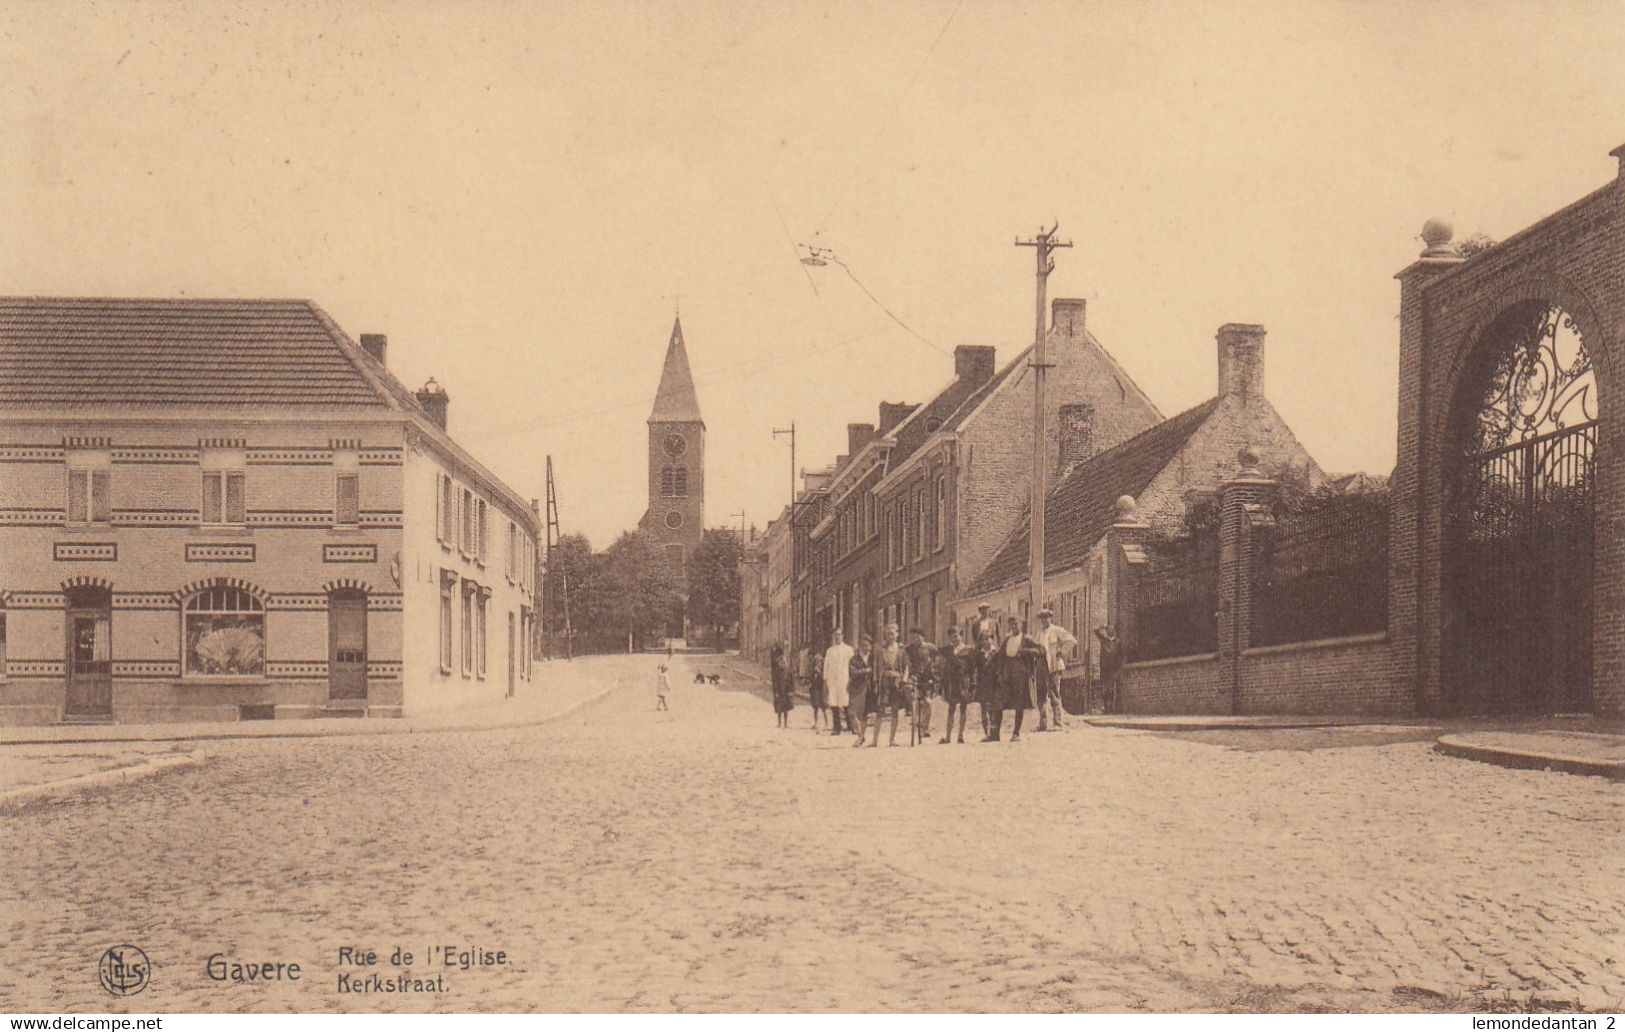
[647,315,704,426]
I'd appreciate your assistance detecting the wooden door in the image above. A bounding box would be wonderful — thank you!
[506,612,516,697]
[64,596,112,719]
[328,591,368,700]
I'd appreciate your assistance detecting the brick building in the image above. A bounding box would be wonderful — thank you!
[803,405,914,649]
[0,298,540,725]
[873,298,1162,642]
[961,323,1323,686]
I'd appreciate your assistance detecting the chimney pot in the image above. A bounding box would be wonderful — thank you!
[953,345,997,384]
[1058,403,1095,478]
[878,402,916,435]
[1216,323,1266,402]
[415,377,450,431]
[1051,298,1086,339]
[359,333,388,364]
[847,422,876,456]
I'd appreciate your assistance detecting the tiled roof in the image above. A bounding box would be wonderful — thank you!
[967,398,1222,596]
[882,354,1013,476]
[0,297,389,407]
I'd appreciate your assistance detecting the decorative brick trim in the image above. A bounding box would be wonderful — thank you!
[267,593,326,610]
[0,508,67,525]
[321,577,374,594]
[173,576,268,603]
[54,542,117,561]
[114,510,195,526]
[7,660,66,677]
[368,594,402,611]
[0,446,65,462]
[112,660,181,677]
[8,592,63,608]
[185,542,256,562]
[113,593,175,610]
[267,660,328,679]
[322,544,378,564]
[61,575,113,592]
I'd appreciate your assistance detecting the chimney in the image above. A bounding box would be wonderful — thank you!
[359,333,388,364]
[1216,323,1266,402]
[847,422,876,456]
[878,402,915,435]
[1613,142,1625,179]
[1058,403,1095,476]
[954,345,997,385]
[1052,298,1086,340]
[415,377,449,431]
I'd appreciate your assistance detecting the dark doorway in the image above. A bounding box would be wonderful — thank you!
[64,586,112,720]
[328,590,368,701]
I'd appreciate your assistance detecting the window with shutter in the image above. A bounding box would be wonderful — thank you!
[335,473,359,526]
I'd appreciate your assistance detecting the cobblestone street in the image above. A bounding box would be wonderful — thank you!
[3,654,1620,1013]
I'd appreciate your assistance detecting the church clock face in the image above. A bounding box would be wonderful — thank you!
[664,510,685,530]
[663,433,687,457]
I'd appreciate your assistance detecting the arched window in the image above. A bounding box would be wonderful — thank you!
[661,466,689,498]
[183,584,265,676]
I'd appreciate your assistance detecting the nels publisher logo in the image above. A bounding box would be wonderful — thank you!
[98,944,150,997]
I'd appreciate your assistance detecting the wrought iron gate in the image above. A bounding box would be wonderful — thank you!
[1447,302,1595,713]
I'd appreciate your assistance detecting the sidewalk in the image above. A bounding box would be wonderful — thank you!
[1436,730,1625,780]
[0,654,635,747]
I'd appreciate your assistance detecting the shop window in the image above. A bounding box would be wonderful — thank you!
[183,584,265,676]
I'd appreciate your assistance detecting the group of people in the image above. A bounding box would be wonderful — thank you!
[767,603,1125,746]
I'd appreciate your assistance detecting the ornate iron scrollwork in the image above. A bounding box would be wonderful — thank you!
[1468,302,1596,455]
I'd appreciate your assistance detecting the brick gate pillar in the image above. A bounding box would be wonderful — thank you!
[1104,495,1150,654]
[1217,449,1279,714]
[1391,220,1466,716]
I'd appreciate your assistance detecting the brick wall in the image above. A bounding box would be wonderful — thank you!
[1120,654,1226,713]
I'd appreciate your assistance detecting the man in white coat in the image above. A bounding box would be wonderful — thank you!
[1033,608,1079,732]
[821,626,855,737]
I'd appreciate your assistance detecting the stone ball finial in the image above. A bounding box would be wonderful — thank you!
[1420,218,1457,258]
[1114,495,1137,518]
[1238,445,1262,470]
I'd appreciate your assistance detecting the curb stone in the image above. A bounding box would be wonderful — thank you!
[0,750,207,812]
[1434,734,1625,781]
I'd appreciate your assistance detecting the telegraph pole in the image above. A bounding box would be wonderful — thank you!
[1015,224,1071,624]
[772,421,796,510]
[545,455,572,660]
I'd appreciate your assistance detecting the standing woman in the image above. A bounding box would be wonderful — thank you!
[770,641,792,729]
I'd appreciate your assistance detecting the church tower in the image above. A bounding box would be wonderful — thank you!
[640,316,705,570]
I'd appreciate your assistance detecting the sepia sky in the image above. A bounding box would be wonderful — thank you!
[3,0,1623,548]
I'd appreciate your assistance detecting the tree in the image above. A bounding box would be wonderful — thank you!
[603,529,683,651]
[686,528,743,650]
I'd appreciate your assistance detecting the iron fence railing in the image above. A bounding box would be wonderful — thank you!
[1129,532,1219,662]
[1251,495,1388,647]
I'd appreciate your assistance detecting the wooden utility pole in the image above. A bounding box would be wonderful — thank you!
[545,455,572,660]
[772,421,797,511]
[1015,224,1071,624]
